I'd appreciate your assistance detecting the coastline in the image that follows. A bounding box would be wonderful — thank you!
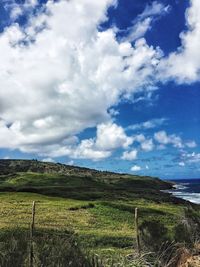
[164,180,200,205]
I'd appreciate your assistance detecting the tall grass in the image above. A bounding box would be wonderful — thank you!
[0,228,149,267]
[0,228,91,267]
[0,223,199,267]
[0,227,157,267]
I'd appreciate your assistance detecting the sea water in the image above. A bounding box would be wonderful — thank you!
[166,179,200,204]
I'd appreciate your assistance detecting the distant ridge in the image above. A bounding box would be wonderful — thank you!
[0,158,155,179]
[0,159,181,204]
[0,159,117,176]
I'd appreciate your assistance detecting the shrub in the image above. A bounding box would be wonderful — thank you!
[139,220,169,251]
[174,207,200,245]
[174,222,192,244]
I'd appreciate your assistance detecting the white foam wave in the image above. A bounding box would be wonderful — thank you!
[172,183,189,190]
[171,192,200,204]
[163,182,200,204]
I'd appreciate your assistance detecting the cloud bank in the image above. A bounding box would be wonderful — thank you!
[0,0,199,161]
[0,0,162,158]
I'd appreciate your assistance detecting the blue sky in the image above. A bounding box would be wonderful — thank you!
[0,0,199,179]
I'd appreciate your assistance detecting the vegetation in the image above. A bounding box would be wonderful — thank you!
[0,159,199,266]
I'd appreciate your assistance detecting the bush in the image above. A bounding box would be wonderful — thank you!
[174,222,192,244]
[139,220,169,251]
[174,207,200,245]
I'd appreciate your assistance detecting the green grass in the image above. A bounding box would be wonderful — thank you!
[0,171,176,202]
[0,163,199,264]
[0,190,185,253]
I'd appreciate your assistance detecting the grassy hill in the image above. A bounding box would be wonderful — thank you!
[0,159,199,266]
[0,159,173,201]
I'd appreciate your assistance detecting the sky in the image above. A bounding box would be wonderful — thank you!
[0,0,199,179]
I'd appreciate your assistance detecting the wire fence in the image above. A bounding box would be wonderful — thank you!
[0,201,91,231]
[0,200,139,246]
[0,200,141,267]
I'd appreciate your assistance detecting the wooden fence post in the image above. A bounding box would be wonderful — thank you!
[135,207,141,255]
[30,201,36,267]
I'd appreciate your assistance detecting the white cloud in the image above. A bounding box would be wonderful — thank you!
[30,139,111,161]
[66,122,133,161]
[42,157,55,163]
[132,134,154,152]
[4,0,38,20]
[179,162,185,167]
[4,156,10,160]
[10,6,23,20]
[154,131,183,148]
[139,1,170,19]
[68,122,133,161]
[131,165,141,171]
[127,118,167,131]
[125,18,152,42]
[96,123,133,150]
[27,122,133,161]
[67,160,74,166]
[140,138,154,152]
[0,0,161,157]
[69,138,112,161]
[186,141,197,148]
[158,0,200,83]
[124,1,170,42]
[133,134,146,143]
[121,150,137,160]
[0,0,197,162]
[181,152,200,164]
[154,131,169,145]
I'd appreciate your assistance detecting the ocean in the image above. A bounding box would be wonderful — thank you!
[166,179,200,204]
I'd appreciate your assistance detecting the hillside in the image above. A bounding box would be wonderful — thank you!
[0,159,174,202]
[0,159,200,266]
[0,159,169,185]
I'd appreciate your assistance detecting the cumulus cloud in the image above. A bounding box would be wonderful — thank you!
[154,131,183,148]
[154,131,197,150]
[140,138,154,152]
[132,134,154,152]
[121,150,137,160]
[70,122,133,160]
[37,138,112,161]
[26,122,133,161]
[0,0,198,163]
[96,123,133,150]
[158,0,200,83]
[0,0,162,157]
[68,138,112,161]
[133,134,145,143]
[131,165,141,171]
